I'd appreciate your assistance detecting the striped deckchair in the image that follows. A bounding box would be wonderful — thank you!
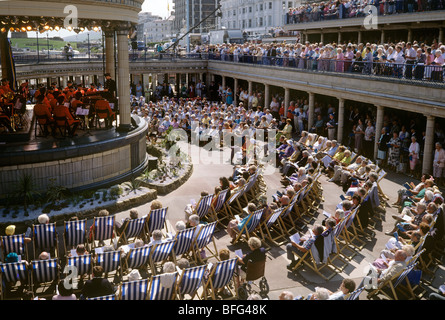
[96,250,122,280]
[211,189,230,225]
[90,216,115,249]
[146,207,169,236]
[172,227,196,262]
[177,265,207,300]
[66,254,93,277]
[118,217,147,245]
[31,258,59,294]
[346,286,365,300]
[1,234,28,261]
[32,223,59,258]
[232,208,264,244]
[194,194,214,220]
[243,171,260,202]
[225,186,247,216]
[148,272,178,300]
[124,246,151,272]
[149,240,175,275]
[119,279,149,300]
[63,219,87,254]
[201,258,238,300]
[191,222,218,264]
[333,214,358,261]
[0,261,29,299]
[258,208,287,246]
[88,294,116,300]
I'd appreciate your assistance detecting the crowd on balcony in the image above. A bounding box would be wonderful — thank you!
[286,0,445,24]
[190,39,445,82]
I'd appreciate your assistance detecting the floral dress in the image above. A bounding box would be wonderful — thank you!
[388,137,401,167]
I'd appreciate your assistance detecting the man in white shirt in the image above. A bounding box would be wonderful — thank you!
[433,142,445,185]
[404,42,416,79]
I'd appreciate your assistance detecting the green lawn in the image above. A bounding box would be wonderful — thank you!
[9,38,78,51]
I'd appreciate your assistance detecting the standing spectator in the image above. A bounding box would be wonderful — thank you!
[433,142,445,186]
[354,118,365,154]
[387,132,402,171]
[364,120,376,159]
[326,113,337,140]
[376,127,390,166]
[404,42,417,79]
[408,136,421,177]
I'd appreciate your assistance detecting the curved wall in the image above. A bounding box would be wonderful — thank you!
[0,116,149,197]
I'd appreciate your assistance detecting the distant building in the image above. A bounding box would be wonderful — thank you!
[219,0,298,36]
[173,0,220,35]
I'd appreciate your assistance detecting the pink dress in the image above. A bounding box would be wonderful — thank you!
[336,52,344,72]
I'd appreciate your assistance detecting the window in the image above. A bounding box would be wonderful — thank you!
[259,17,263,27]
[260,4,263,10]
[249,6,252,13]
[233,10,236,16]
[269,2,273,9]
[242,7,246,14]
[248,19,252,28]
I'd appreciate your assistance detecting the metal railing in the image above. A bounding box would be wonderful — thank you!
[11,52,445,87]
[285,7,445,25]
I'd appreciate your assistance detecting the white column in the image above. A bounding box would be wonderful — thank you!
[374,105,385,160]
[116,28,131,131]
[105,30,115,78]
[337,98,345,143]
[381,29,385,44]
[222,75,226,88]
[422,115,436,175]
[407,28,412,43]
[307,92,315,130]
[248,81,253,96]
[234,78,238,106]
[264,84,270,110]
[284,88,290,119]
[439,28,444,44]
[358,31,362,44]
[337,31,342,44]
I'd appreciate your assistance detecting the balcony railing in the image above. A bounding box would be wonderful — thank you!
[11,52,445,88]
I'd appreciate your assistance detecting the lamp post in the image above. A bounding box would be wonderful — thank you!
[46,32,49,60]
[88,32,91,62]
[36,30,40,63]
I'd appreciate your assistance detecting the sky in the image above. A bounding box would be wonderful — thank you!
[24,0,172,38]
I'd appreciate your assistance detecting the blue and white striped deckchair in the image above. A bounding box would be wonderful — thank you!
[369,262,419,300]
[172,227,196,260]
[0,261,28,285]
[343,207,366,251]
[243,171,260,202]
[233,208,264,244]
[148,272,178,300]
[96,250,122,276]
[333,214,357,261]
[63,219,87,253]
[33,223,59,258]
[88,294,116,300]
[118,217,147,245]
[279,191,303,234]
[125,246,151,272]
[146,207,168,235]
[91,216,115,248]
[212,189,229,214]
[192,222,218,264]
[177,265,207,299]
[31,258,59,290]
[258,208,287,246]
[202,258,238,300]
[67,254,93,277]
[194,194,214,220]
[346,286,365,300]
[226,186,247,216]
[149,240,175,275]
[1,234,27,260]
[119,279,149,300]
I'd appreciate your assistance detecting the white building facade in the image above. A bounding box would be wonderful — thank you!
[219,0,300,35]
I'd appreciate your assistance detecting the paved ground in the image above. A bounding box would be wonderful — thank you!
[107,145,445,300]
